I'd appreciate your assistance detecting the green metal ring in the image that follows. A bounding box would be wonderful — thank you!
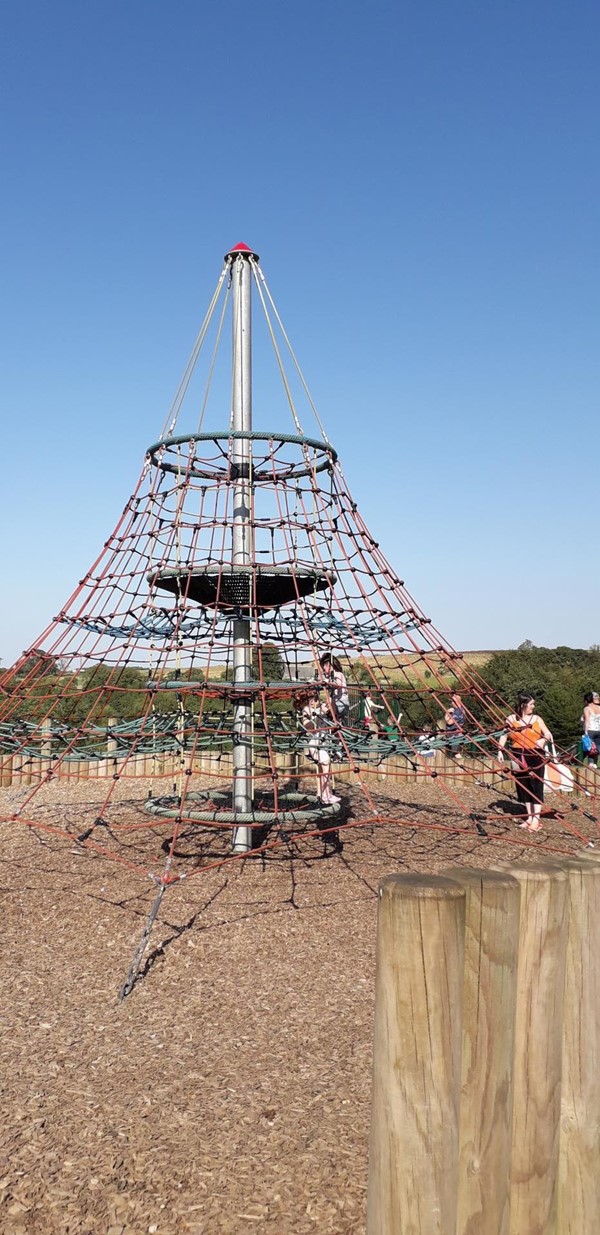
[146,430,337,481]
[144,788,341,824]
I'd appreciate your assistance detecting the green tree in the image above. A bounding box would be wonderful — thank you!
[11,649,63,681]
[477,646,600,747]
[251,643,285,681]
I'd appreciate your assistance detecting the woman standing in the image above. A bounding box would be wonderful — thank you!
[497,693,553,832]
[582,692,600,770]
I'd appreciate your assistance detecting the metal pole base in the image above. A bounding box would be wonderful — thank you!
[232,825,251,853]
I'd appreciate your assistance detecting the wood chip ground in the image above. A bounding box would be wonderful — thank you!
[0,774,594,1234]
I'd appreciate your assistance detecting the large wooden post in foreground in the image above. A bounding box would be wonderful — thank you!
[506,863,568,1235]
[367,874,465,1235]
[368,856,600,1235]
[555,853,600,1234]
[449,869,521,1235]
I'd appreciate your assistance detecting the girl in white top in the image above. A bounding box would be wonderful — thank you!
[364,692,384,734]
[582,692,600,769]
[319,653,349,724]
[299,693,340,806]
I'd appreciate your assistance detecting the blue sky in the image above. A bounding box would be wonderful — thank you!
[1,0,599,665]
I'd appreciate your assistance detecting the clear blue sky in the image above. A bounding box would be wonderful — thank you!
[1,0,599,666]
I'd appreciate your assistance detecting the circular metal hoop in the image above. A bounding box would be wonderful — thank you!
[146,431,337,482]
[144,789,341,825]
[145,678,320,699]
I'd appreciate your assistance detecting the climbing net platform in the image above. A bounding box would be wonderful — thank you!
[1,243,597,994]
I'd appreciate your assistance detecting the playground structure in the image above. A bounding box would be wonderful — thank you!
[1,242,599,994]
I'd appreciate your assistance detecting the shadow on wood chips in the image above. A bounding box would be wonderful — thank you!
[0,775,593,1234]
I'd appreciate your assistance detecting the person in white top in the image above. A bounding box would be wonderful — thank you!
[319,653,349,724]
[363,691,384,735]
[299,692,340,806]
[414,722,435,759]
[582,692,600,769]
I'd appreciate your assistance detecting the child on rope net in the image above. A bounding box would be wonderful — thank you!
[414,722,435,760]
[444,690,466,762]
[297,691,340,807]
[363,690,384,737]
[318,652,350,725]
[496,692,553,832]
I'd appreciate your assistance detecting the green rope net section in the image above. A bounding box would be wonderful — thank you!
[144,790,341,825]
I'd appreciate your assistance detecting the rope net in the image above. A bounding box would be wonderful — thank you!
[1,251,597,910]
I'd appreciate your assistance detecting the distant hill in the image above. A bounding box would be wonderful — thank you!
[340,649,499,677]
[456,650,498,667]
[208,650,501,682]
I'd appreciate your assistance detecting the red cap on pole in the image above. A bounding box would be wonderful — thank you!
[225,241,259,262]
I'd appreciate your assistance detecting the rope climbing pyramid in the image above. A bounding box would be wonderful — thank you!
[1,243,597,995]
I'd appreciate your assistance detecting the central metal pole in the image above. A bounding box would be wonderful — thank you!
[231,252,253,853]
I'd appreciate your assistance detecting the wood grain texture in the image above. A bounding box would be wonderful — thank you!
[448,869,520,1235]
[554,854,600,1234]
[367,874,465,1235]
[505,862,569,1235]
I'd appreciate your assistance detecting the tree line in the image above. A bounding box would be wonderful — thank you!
[3,643,599,749]
[468,643,600,748]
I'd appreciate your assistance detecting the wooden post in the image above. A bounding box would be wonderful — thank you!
[504,862,569,1235]
[397,748,408,782]
[444,869,521,1235]
[40,717,52,780]
[434,747,449,782]
[274,751,291,786]
[0,755,13,788]
[104,716,117,780]
[367,873,465,1235]
[155,747,165,780]
[553,854,600,1234]
[471,752,495,788]
[576,764,598,797]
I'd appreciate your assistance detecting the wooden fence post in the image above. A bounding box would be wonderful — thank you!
[101,716,117,780]
[504,862,569,1235]
[552,853,600,1234]
[0,755,13,788]
[41,718,52,781]
[367,873,465,1235]
[447,868,521,1235]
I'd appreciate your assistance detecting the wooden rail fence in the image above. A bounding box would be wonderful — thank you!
[1,737,597,797]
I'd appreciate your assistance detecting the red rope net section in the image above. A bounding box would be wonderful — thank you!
[1,433,597,893]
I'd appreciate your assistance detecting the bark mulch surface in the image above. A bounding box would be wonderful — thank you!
[0,775,594,1234]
